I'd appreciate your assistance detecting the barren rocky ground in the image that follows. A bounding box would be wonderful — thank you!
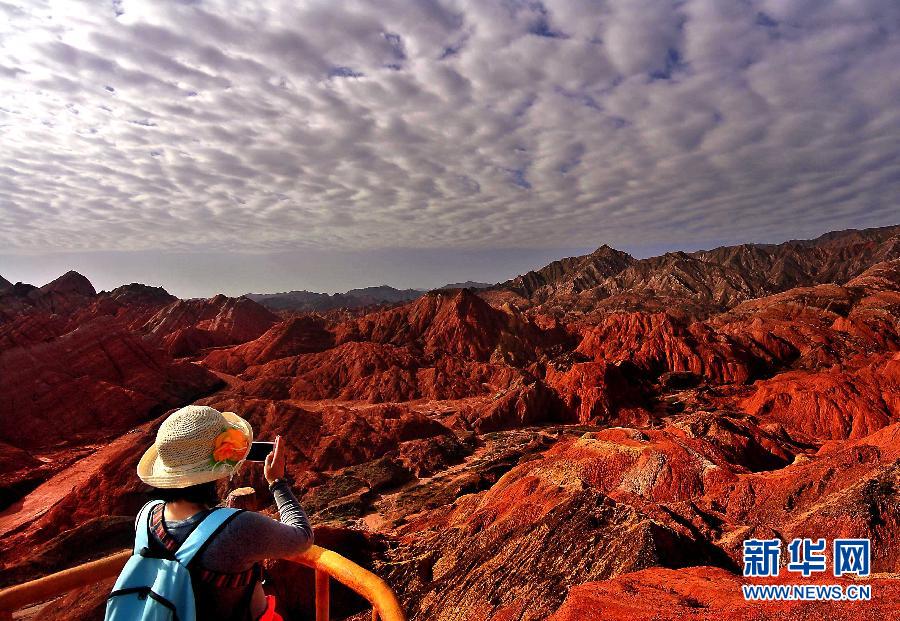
[1,224,898,620]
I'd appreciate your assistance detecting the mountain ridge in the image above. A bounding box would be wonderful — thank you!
[245,285,426,311]
[484,223,900,319]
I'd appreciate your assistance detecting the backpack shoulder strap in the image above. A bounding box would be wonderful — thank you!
[174,507,243,566]
[134,500,165,554]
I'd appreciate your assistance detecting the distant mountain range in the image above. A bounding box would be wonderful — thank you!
[437,280,494,290]
[245,282,492,311]
[483,224,900,319]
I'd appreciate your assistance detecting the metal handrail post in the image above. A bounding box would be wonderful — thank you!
[315,569,330,621]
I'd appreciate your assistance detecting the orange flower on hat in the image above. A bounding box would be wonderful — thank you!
[212,428,249,464]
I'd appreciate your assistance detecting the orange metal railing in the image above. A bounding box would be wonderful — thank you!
[0,545,405,621]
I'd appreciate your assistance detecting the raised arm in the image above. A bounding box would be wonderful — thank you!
[256,434,314,551]
[200,435,314,571]
[216,480,313,563]
[269,478,314,543]
[201,489,313,569]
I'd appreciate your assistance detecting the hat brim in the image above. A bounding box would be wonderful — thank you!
[137,411,254,489]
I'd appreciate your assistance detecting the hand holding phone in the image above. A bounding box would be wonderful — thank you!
[263,435,286,485]
[246,441,275,462]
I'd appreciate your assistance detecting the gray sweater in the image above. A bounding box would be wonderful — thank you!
[137,481,313,620]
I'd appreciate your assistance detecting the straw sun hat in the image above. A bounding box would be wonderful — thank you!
[138,405,254,488]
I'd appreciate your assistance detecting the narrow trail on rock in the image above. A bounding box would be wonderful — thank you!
[0,443,107,537]
[201,364,246,389]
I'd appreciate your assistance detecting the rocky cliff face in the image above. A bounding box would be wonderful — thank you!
[203,316,336,375]
[499,245,636,300]
[143,293,280,357]
[1,227,899,620]
[0,315,221,450]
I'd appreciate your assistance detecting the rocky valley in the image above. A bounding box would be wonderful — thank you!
[1,225,899,620]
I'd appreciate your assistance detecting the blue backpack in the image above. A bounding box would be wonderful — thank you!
[105,500,241,621]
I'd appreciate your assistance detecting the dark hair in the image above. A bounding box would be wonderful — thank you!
[153,481,220,507]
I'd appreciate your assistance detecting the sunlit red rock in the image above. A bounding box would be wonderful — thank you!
[231,339,530,405]
[702,422,900,569]
[202,316,335,374]
[546,566,900,621]
[739,353,899,440]
[0,315,221,449]
[457,377,564,433]
[379,433,729,621]
[336,288,565,364]
[143,293,279,357]
[544,360,649,425]
[2,227,900,621]
[576,312,753,384]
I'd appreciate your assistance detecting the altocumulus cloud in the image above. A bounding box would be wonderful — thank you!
[1,0,899,255]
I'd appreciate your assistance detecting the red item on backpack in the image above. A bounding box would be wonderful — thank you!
[258,595,283,621]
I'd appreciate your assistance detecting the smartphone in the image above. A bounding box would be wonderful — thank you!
[246,441,275,462]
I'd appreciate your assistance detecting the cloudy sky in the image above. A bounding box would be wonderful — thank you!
[1,0,899,296]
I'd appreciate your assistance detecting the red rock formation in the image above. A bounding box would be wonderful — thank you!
[495,225,900,318]
[3,226,900,621]
[336,288,562,364]
[544,361,649,425]
[0,426,157,576]
[143,294,280,356]
[75,283,178,331]
[695,422,900,571]
[0,271,96,320]
[236,341,515,403]
[312,404,454,471]
[379,431,731,620]
[710,263,900,372]
[0,315,221,449]
[499,244,635,300]
[0,282,180,355]
[462,412,801,510]
[739,353,899,440]
[203,316,335,374]
[457,378,564,433]
[196,396,457,474]
[0,311,68,352]
[576,312,754,383]
[0,441,47,510]
[29,271,96,315]
[547,566,900,621]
